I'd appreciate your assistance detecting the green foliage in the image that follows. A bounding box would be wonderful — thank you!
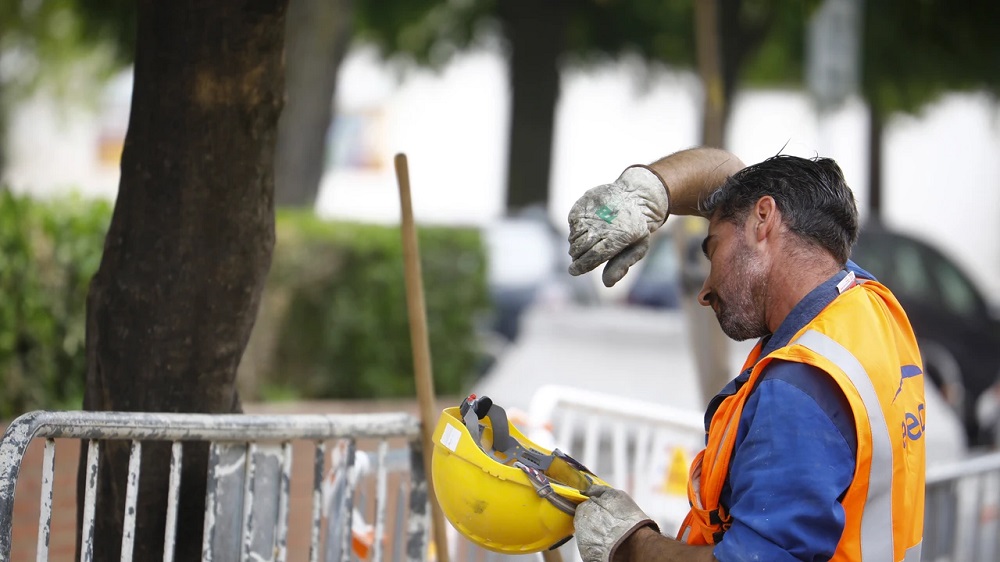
[562,0,693,66]
[0,0,135,97]
[0,0,135,176]
[355,0,497,68]
[356,0,998,116]
[245,210,491,401]
[863,0,1000,116]
[0,189,112,419]
[741,1,820,87]
[354,0,696,71]
[0,196,490,416]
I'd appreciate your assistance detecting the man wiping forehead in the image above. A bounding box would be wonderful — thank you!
[566,148,926,562]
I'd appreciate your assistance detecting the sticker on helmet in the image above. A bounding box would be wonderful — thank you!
[441,423,462,452]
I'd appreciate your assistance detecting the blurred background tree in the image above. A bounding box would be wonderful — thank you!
[274,0,492,207]
[348,0,695,214]
[274,0,354,207]
[4,0,997,219]
[332,0,810,215]
[0,0,134,175]
[0,0,491,418]
[271,0,1000,406]
[0,0,994,422]
[859,0,1000,221]
[0,0,996,415]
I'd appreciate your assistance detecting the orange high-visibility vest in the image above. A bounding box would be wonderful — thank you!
[678,277,926,562]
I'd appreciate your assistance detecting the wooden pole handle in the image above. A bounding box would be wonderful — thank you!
[395,153,452,562]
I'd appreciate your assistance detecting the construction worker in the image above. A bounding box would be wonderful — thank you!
[566,147,926,562]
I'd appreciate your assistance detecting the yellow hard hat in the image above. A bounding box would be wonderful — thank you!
[431,395,608,554]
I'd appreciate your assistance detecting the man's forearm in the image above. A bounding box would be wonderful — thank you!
[644,147,745,217]
[616,527,718,562]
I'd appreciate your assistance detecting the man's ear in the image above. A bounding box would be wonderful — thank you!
[751,196,779,242]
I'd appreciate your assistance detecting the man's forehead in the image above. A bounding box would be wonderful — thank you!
[704,215,739,246]
[704,204,727,225]
[706,213,730,236]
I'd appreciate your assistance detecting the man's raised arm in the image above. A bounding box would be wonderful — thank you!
[567,147,745,286]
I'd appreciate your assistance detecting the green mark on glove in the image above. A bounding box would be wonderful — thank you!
[596,205,618,223]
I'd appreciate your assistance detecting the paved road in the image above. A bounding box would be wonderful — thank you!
[474,302,753,413]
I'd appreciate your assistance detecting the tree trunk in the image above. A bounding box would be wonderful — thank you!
[682,0,734,406]
[274,0,354,208]
[697,0,727,148]
[499,0,569,214]
[867,104,883,223]
[76,2,287,561]
[0,80,6,177]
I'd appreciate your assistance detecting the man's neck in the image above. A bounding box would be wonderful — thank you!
[764,249,841,333]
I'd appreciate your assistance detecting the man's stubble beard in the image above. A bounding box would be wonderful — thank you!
[715,237,769,342]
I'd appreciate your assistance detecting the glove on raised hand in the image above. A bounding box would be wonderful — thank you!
[567,166,670,287]
[574,485,659,562]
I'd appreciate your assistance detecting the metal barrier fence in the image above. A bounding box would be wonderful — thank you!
[924,451,1000,562]
[0,410,430,562]
[527,385,707,534]
[522,384,1000,562]
[4,404,1000,562]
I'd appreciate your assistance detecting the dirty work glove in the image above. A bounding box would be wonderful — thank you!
[567,166,669,287]
[574,485,659,562]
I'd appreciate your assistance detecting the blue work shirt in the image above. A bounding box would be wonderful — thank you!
[708,261,874,562]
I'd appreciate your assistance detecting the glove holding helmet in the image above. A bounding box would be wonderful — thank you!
[574,485,659,562]
[431,395,611,555]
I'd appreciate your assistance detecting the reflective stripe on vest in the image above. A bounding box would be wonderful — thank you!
[795,330,907,562]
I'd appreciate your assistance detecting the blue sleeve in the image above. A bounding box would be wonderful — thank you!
[712,362,856,562]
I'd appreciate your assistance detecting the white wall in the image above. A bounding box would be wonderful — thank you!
[5,46,999,299]
[882,93,1000,300]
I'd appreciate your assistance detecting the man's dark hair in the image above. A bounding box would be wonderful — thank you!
[699,155,859,264]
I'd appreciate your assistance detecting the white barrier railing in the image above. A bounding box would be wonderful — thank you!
[0,410,429,562]
[924,451,1000,562]
[526,385,706,537]
[5,400,996,562]
[523,384,1000,562]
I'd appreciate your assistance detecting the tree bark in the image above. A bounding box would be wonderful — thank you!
[77,2,287,561]
[499,0,570,214]
[697,0,727,149]
[274,0,354,208]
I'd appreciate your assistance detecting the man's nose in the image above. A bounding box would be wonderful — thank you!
[697,281,713,308]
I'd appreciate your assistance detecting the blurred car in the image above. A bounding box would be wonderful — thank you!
[626,223,1000,447]
[850,222,1000,447]
[480,206,598,342]
[624,231,684,309]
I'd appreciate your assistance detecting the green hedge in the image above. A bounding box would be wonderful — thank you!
[0,192,490,417]
[0,190,111,419]
[240,210,490,401]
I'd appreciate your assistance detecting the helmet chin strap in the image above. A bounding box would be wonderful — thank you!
[461,394,554,470]
[458,394,599,518]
